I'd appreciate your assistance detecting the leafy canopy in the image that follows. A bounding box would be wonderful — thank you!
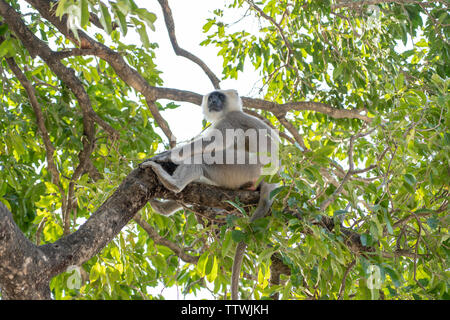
[0,0,448,300]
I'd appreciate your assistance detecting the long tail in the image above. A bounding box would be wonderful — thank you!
[231,241,248,300]
[231,182,278,300]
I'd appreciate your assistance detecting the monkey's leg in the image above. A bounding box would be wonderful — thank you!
[144,161,203,193]
[149,199,183,216]
[231,181,278,300]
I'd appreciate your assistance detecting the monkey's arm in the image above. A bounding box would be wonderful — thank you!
[144,127,235,164]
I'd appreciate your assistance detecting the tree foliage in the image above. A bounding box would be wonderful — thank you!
[0,0,448,300]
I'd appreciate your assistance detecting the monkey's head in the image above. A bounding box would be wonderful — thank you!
[201,89,243,122]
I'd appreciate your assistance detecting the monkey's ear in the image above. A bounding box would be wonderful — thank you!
[231,89,239,96]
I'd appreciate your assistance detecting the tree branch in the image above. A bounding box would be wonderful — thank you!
[133,213,199,264]
[24,0,176,146]
[332,0,436,10]
[24,0,371,126]
[0,163,261,299]
[0,203,51,299]
[157,0,221,89]
[4,56,67,218]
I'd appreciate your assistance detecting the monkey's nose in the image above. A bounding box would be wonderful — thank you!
[209,95,219,104]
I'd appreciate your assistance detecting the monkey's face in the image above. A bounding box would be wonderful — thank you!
[207,91,226,112]
[202,89,243,122]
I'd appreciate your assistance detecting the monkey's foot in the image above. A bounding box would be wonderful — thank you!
[139,151,171,167]
[149,199,182,216]
[142,161,182,193]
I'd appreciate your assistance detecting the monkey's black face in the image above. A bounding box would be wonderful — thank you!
[207,91,226,112]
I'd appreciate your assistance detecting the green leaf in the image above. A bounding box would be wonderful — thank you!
[99,144,109,156]
[134,8,157,31]
[333,64,344,81]
[415,38,428,47]
[403,173,416,187]
[231,230,246,242]
[151,254,167,271]
[426,217,439,229]
[113,5,128,35]
[0,39,14,58]
[221,231,233,257]
[269,185,285,200]
[360,233,373,247]
[384,212,394,235]
[116,0,131,15]
[206,256,218,283]
[395,72,404,90]
[100,3,113,34]
[384,267,403,288]
[89,263,102,282]
[203,19,215,33]
[0,23,8,36]
[414,208,434,214]
[134,20,150,48]
[224,200,246,215]
[196,251,209,277]
[55,0,68,18]
[80,0,89,27]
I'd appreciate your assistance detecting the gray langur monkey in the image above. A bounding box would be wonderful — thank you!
[139,89,279,300]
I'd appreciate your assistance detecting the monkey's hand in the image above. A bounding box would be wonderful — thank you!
[139,151,171,168]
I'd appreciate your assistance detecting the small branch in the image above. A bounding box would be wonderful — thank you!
[332,0,431,10]
[157,0,221,89]
[247,0,293,56]
[24,0,175,146]
[276,114,309,151]
[146,99,177,148]
[133,213,199,264]
[337,259,356,300]
[244,109,295,144]
[319,134,356,211]
[4,56,67,216]
[35,217,47,246]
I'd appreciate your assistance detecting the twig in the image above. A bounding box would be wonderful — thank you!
[157,0,221,89]
[133,213,199,264]
[337,259,356,300]
[4,56,68,218]
[319,134,356,211]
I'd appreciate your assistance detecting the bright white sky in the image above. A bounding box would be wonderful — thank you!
[133,0,262,143]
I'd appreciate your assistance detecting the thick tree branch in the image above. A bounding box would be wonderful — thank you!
[157,0,221,89]
[24,0,177,145]
[0,0,121,235]
[24,0,371,126]
[0,164,260,299]
[0,203,52,299]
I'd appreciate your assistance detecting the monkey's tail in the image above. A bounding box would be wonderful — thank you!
[231,241,248,300]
